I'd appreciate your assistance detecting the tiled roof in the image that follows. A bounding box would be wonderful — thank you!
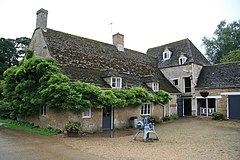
[147,38,210,68]
[196,62,240,89]
[42,28,180,93]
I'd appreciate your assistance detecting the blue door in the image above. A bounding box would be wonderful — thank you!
[229,95,240,119]
[102,106,112,130]
[177,97,183,117]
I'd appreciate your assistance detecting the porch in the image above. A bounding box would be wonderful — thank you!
[197,98,216,117]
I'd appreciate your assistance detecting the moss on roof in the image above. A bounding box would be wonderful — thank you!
[41,28,180,93]
[196,62,240,89]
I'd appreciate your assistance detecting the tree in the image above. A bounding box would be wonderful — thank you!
[2,57,62,118]
[0,37,30,79]
[202,20,240,63]
[221,50,240,63]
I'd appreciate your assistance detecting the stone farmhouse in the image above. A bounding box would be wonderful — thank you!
[26,9,240,132]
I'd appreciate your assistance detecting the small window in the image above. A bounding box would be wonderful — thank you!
[179,56,187,65]
[111,77,122,89]
[163,48,172,61]
[152,82,159,92]
[82,109,91,118]
[173,79,178,86]
[40,106,47,116]
[141,103,152,115]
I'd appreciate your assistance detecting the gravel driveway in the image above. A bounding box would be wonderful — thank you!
[0,117,239,160]
[63,117,240,160]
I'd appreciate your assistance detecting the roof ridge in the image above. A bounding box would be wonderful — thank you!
[148,38,189,50]
[205,61,240,67]
[46,28,158,60]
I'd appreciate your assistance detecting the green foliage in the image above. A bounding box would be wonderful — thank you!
[64,121,82,133]
[0,37,30,79]
[202,20,240,63]
[128,87,153,105]
[170,114,179,120]
[221,50,240,63]
[149,115,161,124]
[98,90,118,107]
[212,112,224,120]
[0,119,61,136]
[2,56,172,118]
[153,90,172,105]
[73,82,102,109]
[0,80,3,99]
[2,57,60,118]
[162,116,170,121]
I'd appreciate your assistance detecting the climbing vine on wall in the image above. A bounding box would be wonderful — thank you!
[1,56,172,118]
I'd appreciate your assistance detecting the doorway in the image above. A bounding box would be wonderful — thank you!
[184,99,192,116]
[228,95,240,119]
[102,106,113,130]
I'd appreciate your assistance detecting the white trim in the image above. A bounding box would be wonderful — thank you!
[82,109,91,118]
[196,96,222,99]
[227,96,229,119]
[163,48,172,61]
[221,92,240,95]
[195,98,198,115]
[215,98,218,112]
[152,82,159,92]
[40,106,47,116]
[111,77,122,89]
[140,103,152,115]
[179,56,187,65]
[168,103,170,116]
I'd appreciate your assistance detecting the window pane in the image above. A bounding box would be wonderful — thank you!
[117,78,120,87]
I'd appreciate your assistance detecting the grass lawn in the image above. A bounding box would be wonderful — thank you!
[0,119,61,136]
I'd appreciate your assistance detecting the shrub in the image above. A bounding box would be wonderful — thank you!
[170,114,179,120]
[65,121,82,133]
[162,116,170,121]
[149,115,160,124]
[212,112,224,120]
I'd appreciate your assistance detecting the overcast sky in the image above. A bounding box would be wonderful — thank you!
[0,0,239,53]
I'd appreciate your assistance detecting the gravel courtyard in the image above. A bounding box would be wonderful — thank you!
[63,117,240,160]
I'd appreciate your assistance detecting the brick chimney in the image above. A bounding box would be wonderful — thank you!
[36,8,48,30]
[113,33,124,52]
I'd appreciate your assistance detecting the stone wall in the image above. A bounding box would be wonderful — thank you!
[21,108,102,132]
[160,63,202,94]
[21,104,164,132]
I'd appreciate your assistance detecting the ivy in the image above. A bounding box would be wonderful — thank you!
[2,56,172,118]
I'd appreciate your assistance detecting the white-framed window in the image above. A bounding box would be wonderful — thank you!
[111,77,122,89]
[179,56,187,65]
[40,106,47,116]
[152,82,159,92]
[82,109,91,118]
[163,48,172,61]
[141,103,152,115]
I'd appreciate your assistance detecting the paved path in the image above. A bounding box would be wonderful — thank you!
[0,126,104,160]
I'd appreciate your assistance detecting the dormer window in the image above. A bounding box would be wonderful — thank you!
[111,77,122,89]
[163,48,172,61]
[152,82,159,92]
[179,56,187,65]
